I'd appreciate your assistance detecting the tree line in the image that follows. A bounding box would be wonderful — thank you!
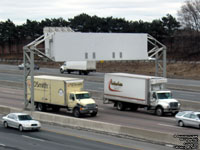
[0,0,200,60]
[0,13,179,43]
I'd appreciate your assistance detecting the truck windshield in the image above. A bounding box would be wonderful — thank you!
[76,93,90,100]
[157,93,172,99]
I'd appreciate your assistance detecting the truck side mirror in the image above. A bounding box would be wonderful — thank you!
[72,97,75,101]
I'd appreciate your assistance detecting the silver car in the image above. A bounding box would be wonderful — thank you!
[175,111,200,129]
[2,113,41,131]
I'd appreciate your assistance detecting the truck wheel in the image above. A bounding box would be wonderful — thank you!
[73,108,81,118]
[60,69,64,74]
[117,102,125,111]
[91,112,97,117]
[155,107,163,116]
[37,103,46,112]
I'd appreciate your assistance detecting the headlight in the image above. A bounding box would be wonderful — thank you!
[80,106,87,110]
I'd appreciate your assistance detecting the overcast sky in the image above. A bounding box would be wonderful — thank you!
[0,0,183,24]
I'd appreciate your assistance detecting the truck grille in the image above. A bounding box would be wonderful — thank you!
[170,102,178,108]
[86,104,96,109]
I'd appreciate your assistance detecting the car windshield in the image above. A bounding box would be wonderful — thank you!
[176,112,188,117]
[76,93,90,100]
[157,92,172,99]
[18,115,32,121]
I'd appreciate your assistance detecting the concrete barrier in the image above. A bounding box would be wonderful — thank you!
[0,104,194,146]
[179,99,200,111]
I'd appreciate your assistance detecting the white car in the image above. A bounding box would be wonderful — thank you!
[175,111,200,129]
[2,113,41,132]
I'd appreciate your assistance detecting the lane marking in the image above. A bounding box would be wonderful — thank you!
[158,123,179,128]
[22,135,45,142]
[159,117,175,121]
[0,143,5,147]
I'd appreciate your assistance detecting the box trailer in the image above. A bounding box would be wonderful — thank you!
[60,61,96,75]
[103,73,180,116]
[27,75,98,117]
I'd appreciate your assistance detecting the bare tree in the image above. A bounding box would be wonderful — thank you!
[178,0,200,31]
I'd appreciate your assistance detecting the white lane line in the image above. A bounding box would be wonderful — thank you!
[158,123,180,128]
[22,135,45,142]
[159,117,175,121]
[0,143,5,147]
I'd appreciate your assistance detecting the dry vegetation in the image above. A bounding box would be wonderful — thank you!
[96,61,200,80]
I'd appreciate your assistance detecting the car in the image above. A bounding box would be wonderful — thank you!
[18,63,40,70]
[175,111,200,129]
[2,113,41,131]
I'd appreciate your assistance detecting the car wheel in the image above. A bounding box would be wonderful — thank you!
[178,121,184,127]
[19,125,23,132]
[3,121,8,128]
[73,108,80,118]
[155,107,163,116]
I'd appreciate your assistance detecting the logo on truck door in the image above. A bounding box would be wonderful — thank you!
[108,79,122,92]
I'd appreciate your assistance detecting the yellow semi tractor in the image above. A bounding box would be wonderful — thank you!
[27,75,98,117]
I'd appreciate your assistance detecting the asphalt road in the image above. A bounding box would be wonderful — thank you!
[0,115,174,150]
[0,86,199,136]
[0,64,200,102]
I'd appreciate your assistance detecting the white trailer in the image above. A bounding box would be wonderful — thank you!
[103,73,180,116]
[60,61,96,75]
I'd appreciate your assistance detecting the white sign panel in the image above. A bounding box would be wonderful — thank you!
[45,32,148,61]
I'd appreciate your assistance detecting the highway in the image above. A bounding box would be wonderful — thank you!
[0,115,175,150]
[0,64,200,145]
[0,64,200,102]
[0,86,199,136]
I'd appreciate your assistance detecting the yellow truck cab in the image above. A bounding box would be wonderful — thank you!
[27,75,98,117]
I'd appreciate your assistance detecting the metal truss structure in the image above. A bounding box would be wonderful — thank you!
[23,30,166,110]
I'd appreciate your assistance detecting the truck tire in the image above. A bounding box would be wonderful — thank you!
[73,108,81,118]
[37,103,46,112]
[155,107,163,116]
[60,68,64,74]
[91,112,97,117]
[116,102,125,111]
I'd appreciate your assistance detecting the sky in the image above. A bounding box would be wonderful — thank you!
[0,0,184,24]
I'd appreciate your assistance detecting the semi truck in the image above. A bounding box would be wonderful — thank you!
[60,61,96,75]
[27,75,98,117]
[103,73,180,116]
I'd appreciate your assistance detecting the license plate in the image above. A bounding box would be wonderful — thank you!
[89,110,93,113]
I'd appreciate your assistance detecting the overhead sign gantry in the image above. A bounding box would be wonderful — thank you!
[23,27,166,111]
